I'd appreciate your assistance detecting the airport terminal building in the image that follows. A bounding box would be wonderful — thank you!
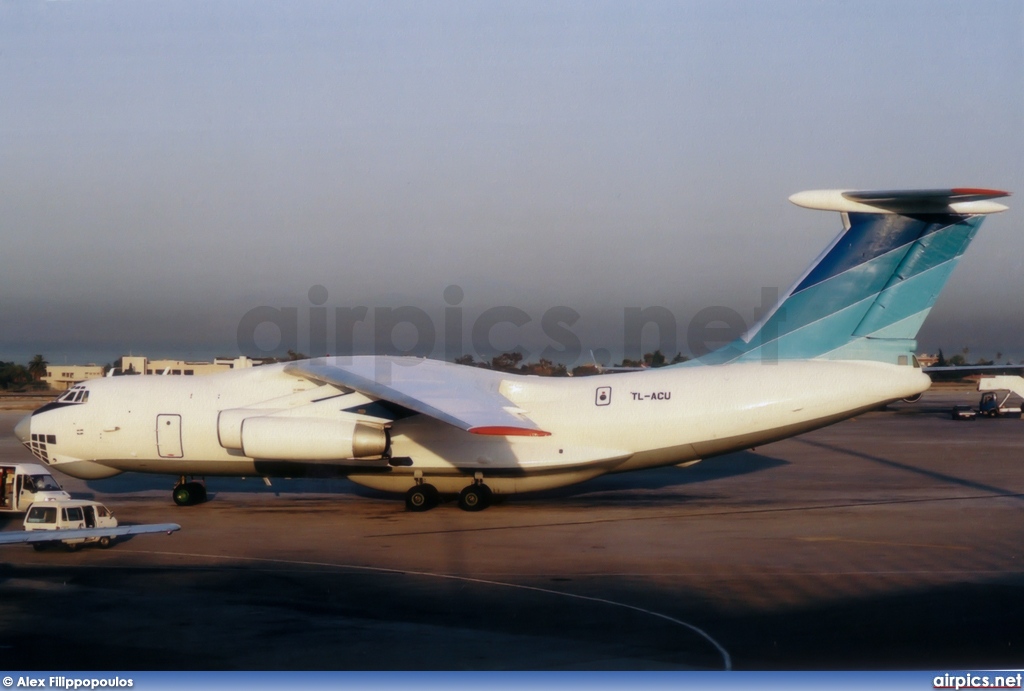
[43,356,265,390]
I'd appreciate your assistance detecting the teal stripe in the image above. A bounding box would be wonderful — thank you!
[681,213,988,366]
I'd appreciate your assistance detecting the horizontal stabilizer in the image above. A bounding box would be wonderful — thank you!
[790,188,1009,215]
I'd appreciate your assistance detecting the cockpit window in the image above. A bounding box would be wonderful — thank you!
[56,386,89,404]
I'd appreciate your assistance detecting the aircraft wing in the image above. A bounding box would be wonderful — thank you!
[0,523,180,545]
[285,357,550,437]
[924,364,1024,373]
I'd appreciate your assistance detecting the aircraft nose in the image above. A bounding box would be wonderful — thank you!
[14,413,31,444]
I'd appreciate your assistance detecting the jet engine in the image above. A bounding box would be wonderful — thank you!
[230,416,388,461]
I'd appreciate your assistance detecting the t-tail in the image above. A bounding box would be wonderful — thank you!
[694,188,1010,365]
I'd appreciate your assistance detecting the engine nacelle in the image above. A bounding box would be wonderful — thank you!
[217,408,285,450]
[239,417,388,461]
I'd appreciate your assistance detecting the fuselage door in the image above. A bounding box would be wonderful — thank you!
[156,414,184,459]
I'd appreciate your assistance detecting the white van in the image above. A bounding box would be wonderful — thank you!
[23,499,118,550]
[0,463,70,513]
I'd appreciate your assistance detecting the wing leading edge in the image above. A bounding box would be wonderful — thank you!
[284,357,550,437]
[0,523,181,545]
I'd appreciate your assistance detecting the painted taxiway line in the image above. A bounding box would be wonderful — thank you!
[133,548,733,671]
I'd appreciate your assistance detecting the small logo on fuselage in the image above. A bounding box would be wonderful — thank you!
[595,386,612,406]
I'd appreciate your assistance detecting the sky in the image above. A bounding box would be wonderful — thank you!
[0,0,1021,366]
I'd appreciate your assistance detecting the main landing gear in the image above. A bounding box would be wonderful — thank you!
[404,477,493,513]
[404,483,440,512]
[457,483,492,512]
[172,476,208,506]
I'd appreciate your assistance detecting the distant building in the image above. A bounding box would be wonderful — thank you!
[917,353,940,367]
[42,356,268,389]
[43,365,106,391]
[119,355,267,376]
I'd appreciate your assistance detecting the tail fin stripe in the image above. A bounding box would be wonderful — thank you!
[682,188,1005,367]
[793,215,959,294]
[757,218,972,345]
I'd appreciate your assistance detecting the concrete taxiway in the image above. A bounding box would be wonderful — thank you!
[0,388,1021,670]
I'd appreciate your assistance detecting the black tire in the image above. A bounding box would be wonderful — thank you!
[98,536,112,549]
[187,482,208,503]
[458,484,491,512]
[32,543,46,552]
[405,484,439,512]
[65,542,79,552]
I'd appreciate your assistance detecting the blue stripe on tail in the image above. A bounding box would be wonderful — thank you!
[685,198,996,366]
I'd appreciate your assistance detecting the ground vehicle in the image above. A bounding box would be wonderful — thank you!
[23,499,118,550]
[951,405,977,420]
[0,463,71,513]
[978,391,1023,418]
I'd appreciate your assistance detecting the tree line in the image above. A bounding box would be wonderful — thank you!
[0,355,49,391]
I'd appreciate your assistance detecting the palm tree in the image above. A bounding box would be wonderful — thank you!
[27,354,48,381]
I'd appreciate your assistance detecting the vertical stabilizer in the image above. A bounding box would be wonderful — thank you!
[694,189,1009,365]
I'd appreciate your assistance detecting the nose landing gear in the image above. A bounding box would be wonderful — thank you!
[172,477,208,506]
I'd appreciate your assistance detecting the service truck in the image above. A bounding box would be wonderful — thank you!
[0,463,70,513]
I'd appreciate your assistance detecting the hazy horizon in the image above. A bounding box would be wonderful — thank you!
[2,1,1021,367]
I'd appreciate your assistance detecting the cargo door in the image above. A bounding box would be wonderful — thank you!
[0,468,11,510]
[14,475,24,511]
[156,414,183,459]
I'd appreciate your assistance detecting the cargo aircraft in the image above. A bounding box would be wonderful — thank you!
[15,188,1010,512]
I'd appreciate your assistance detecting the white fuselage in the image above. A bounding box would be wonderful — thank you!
[21,359,929,497]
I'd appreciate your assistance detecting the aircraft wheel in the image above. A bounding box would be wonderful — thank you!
[405,484,439,512]
[98,536,112,549]
[458,484,491,512]
[173,484,193,506]
[188,482,208,503]
[174,481,208,506]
